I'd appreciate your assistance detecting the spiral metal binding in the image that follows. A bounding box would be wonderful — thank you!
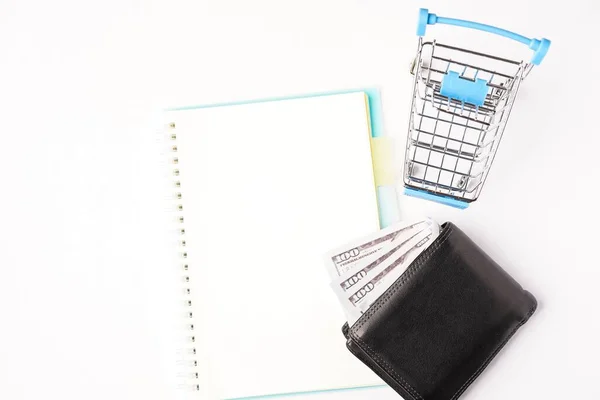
[169,122,200,392]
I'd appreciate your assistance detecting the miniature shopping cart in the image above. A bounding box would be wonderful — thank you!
[404,8,550,208]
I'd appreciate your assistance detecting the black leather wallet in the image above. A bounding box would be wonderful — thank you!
[342,222,536,400]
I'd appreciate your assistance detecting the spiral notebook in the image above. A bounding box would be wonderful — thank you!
[163,90,398,399]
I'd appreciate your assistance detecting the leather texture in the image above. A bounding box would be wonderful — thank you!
[343,222,537,400]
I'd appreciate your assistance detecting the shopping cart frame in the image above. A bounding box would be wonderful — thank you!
[403,9,550,209]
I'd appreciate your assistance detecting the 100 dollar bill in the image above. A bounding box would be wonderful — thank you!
[337,228,438,324]
[333,228,428,294]
[324,219,432,280]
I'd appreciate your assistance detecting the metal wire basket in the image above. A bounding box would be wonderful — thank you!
[404,9,550,208]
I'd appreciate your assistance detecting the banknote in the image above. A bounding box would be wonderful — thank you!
[323,218,433,280]
[332,227,429,294]
[336,227,438,324]
[329,226,434,323]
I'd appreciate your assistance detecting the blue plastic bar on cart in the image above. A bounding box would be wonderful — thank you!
[404,187,470,209]
[416,8,550,65]
[440,71,488,106]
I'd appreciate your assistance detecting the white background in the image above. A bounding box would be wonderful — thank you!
[0,1,598,399]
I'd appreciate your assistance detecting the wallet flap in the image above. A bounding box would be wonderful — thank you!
[346,223,537,400]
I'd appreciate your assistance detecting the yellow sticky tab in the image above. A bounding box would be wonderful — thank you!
[370,136,395,186]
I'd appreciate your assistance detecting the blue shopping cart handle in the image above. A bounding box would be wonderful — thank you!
[417,8,550,65]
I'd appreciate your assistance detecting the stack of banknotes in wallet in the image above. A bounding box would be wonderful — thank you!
[325,218,440,325]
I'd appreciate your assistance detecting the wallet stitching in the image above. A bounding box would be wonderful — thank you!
[448,304,537,400]
[346,341,418,400]
[348,226,454,400]
[353,335,423,400]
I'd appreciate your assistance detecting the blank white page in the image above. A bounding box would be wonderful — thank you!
[168,92,382,399]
